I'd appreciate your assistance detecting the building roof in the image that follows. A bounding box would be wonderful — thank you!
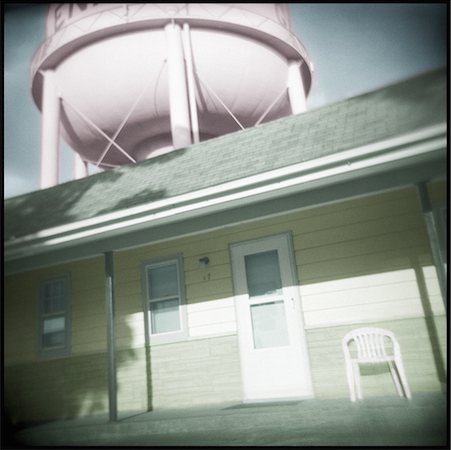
[4,67,446,243]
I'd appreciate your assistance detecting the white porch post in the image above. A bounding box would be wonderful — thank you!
[40,70,61,188]
[74,153,89,179]
[165,22,192,149]
[287,61,307,114]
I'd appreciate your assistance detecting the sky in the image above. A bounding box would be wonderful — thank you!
[4,3,447,199]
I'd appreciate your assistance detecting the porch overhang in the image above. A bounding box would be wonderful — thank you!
[4,123,447,275]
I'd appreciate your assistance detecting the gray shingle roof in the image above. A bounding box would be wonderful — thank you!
[4,68,446,241]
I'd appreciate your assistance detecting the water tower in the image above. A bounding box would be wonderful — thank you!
[31,3,313,188]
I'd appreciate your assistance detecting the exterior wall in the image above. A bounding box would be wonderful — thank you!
[296,181,446,398]
[306,316,446,399]
[4,257,109,423]
[5,353,108,423]
[4,185,446,423]
[148,335,242,409]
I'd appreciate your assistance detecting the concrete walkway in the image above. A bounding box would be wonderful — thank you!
[11,392,448,447]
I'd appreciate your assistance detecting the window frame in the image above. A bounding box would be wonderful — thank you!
[37,274,71,358]
[141,254,188,345]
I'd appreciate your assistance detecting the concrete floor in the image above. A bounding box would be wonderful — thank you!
[9,392,448,447]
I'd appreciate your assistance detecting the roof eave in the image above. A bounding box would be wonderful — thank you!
[4,123,447,265]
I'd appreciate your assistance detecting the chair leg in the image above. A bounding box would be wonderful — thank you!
[394,358,412,399]
[388,361,403,397]
[345,360,356,402]
[353,362,362,400]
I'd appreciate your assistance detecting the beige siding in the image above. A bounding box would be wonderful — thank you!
[4,271,38,364]
[5,185,447,422]
[116,347,148,412]
[149,335,242,408]
[290,189,445,329]
[4,256,106,364]
[306,316,446,399]
[4,353,108,423]
[427,180,446,205]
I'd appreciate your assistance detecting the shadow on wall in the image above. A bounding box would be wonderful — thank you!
[4,257,140,430]
[4,182,446,438]
[295,249,446,395]
[4,148,192,434]
[219,200,446,396]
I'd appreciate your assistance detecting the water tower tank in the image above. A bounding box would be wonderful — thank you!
[31,3,313,186]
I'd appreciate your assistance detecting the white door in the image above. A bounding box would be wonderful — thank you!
[231,233,313,401]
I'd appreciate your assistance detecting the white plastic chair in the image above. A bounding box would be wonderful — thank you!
[342,327,411,402]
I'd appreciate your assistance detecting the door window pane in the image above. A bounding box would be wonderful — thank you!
[245,250,282,297]
[150,298,180,334]
[148,264,178,299]
[250,301,289,349]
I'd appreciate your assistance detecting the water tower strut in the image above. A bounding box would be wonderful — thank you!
[62,97,136,163]
[96,76,155,167]
[182,23,200,144]
[196,73,245,130]
[255,87,288,126]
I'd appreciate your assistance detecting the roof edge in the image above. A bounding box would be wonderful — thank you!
[5,123,447,263]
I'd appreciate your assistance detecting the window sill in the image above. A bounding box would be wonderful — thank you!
[147,330,189,346]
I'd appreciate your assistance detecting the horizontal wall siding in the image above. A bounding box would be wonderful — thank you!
[427,180,446,205]
[149,335,242,409]
[301,266,444,328]
[116,186,444,335]
[4,352,108,423]
[306,316,446,399]
[4,256,106,365]
[291,188,445,329]
[5,185,446,422]
[116,346,148,412]
[4,272,37,364]
[112,186,445,408]
[115,241,237,343]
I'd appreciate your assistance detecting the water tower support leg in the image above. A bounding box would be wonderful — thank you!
[74,154,89,179]
[182,23,200,144]
[40,70,60,189]
[287,61,307,114]
[165,22,192,149]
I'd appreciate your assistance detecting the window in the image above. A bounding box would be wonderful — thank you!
[143,255,187,343]
[38,275,70,357]
[245,250,289,349]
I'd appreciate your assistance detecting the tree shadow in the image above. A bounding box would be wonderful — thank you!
[4,255,147,443]
[4,148,193,241]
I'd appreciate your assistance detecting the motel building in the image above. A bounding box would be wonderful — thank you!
[4,4,447,426]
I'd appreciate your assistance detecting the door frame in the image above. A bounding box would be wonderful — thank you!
[230,231,314,402]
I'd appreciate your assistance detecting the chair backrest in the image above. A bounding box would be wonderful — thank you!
[342,327,399,362]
